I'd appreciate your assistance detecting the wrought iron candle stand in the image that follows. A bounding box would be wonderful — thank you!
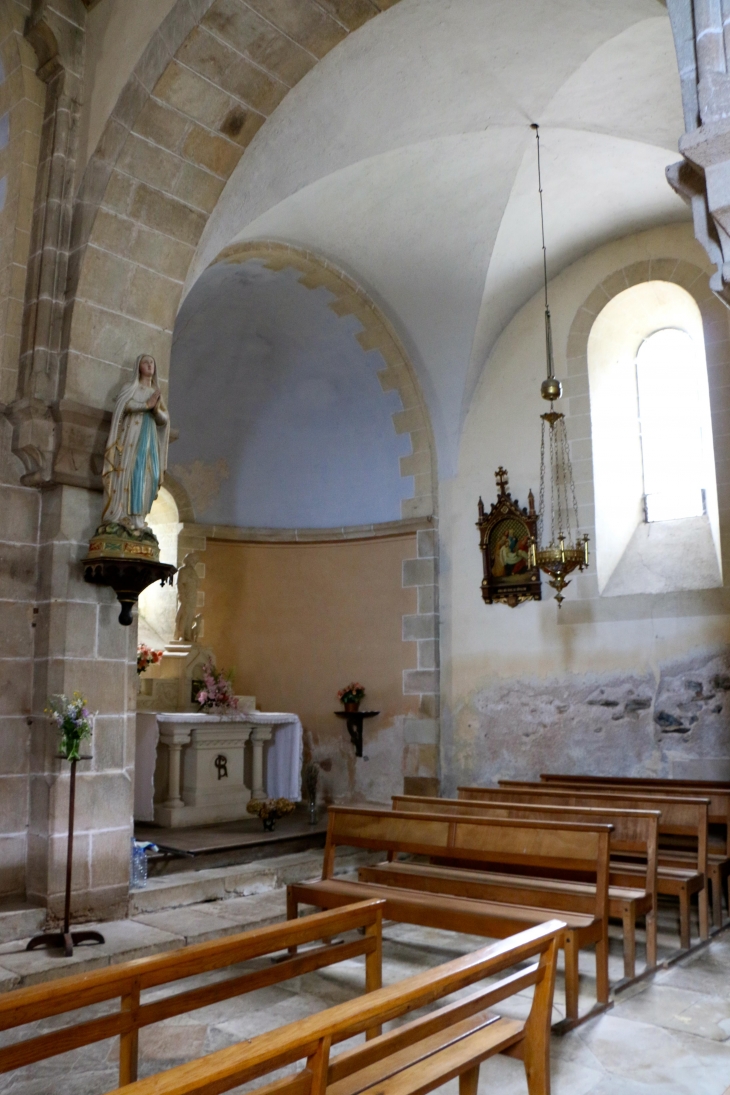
[26,755,105,957]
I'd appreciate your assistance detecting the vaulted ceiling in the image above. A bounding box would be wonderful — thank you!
[180,0,686,477]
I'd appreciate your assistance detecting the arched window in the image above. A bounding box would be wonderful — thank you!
[587,280,721,596]
[137,486,181,646]
[636,327,710,523]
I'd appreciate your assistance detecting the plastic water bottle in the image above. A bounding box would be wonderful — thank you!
[130,840,148,889]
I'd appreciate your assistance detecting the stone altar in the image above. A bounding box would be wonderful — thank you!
[153,711,303,828]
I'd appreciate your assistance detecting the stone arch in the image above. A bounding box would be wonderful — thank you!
[0,6,43,406]
[563,257,730,587]
[209,239,437,520]
[62,0,403,461]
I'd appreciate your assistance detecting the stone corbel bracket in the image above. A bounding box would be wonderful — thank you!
[668,131,730,303]
[666,0,730,306]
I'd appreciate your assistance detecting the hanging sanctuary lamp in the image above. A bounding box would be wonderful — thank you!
[527,124,589,605]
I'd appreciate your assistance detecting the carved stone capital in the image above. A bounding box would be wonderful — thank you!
[6,396,56,485]
[53,400,110,490]
[5,397,110,489]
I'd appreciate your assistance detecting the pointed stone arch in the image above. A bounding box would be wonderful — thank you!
[58,0,403,483]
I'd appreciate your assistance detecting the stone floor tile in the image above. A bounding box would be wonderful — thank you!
[613,981,730,1040]
[133,903,259,944]
[0,966,19,992]
[132,889,288,943]
[0,920,182,986]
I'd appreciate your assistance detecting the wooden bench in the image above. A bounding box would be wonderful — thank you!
[288,805,613,1031]
[538,774,730,926]
[104,921,564,1095]
[462,783,708,948]
[0,901,384,1088]
[383,793,658,983]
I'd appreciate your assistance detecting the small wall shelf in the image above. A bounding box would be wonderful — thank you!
[335,710,379,757]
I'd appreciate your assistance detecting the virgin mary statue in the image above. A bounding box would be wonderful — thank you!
[102,354,170,532]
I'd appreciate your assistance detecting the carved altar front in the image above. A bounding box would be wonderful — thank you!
[152,711,302,828]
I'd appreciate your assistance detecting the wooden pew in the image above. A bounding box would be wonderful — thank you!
[460,784,709,948]
[288,805,613,1031]
[105,921,564,1095]
[538,774,730,926]
[0,901,384,1088]
[379,793,658,983]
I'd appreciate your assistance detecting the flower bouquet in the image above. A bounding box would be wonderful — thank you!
[46,692,94,761]
[137,644,163,674]
[338,682,365,711]
[246,797,296,832]
[195,659,238,713]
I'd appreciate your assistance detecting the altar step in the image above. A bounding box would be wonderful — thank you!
[128,844,377,916]
[135,807,328,875]
[0,901,46,945]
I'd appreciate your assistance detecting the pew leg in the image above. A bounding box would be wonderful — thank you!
[459,1065,480,1095]
[646,907,657,970]
[699,885,710,941]
[563,933,579,1021]
[287,887,298,955]
[595,932,610,1005]
[365,915,383,1041]
[710,867,722,929]
[119,985,140,1087]
[522,938,556,1095]
[119,1028,138,1086]
[621,904,636,981]
[679,888,691,950]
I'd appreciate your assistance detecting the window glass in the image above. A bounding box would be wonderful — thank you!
[636,328,706,522]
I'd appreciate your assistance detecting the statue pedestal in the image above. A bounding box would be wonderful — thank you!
[152,712,298,828]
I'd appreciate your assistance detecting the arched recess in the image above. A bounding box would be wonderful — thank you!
[206,239,437,521]
[61,0,403,461]
[170,240,441,756]
[563,256,730,595]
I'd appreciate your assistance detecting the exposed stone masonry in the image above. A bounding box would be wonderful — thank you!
[446,648,730,795]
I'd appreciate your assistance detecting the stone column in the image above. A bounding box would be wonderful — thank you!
[160,727,191,810]
[27,485,136,921]
[250,726,273,801]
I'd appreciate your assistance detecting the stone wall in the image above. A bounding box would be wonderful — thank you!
[445,650,730,793]
[443,222,730,792]
[0,0,405,919]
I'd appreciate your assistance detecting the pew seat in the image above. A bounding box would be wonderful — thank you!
[471,783,709,948]
[105,920,565,1095]
[288,805,613,1032]
[360,861,651,983]
[390,793,659,982]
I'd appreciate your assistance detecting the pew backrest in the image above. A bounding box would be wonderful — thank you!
[323,806,613,921]
[0,900,384,1088]
[537,775,730,851]
[458,784,709,876]
[391,794,659,896]
[104,920,565,1095]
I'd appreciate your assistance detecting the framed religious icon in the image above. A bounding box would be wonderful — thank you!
[477,467,541,607]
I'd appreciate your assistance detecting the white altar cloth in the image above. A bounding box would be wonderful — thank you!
[250,712,304,801]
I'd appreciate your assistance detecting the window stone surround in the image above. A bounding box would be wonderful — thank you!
[560,257,730,625]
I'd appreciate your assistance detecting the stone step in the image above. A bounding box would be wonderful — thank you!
[0,902,45,945]
[129,846,376,915]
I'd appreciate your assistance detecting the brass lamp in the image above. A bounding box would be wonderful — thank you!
[527,124,589,605]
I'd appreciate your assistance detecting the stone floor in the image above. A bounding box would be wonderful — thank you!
[2,893,730,1095]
